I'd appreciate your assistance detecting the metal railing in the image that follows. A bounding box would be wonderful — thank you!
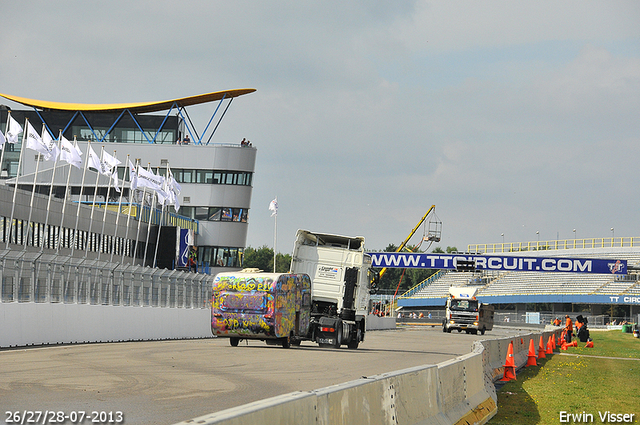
[468,237,640,254]
[0,250,213,308]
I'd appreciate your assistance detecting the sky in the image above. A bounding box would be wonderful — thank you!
[1,1,639,253]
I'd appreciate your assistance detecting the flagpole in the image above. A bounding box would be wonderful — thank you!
[273,211,277,273]
[40,129,62,252]
[22,123,44,251]
[56,136,79,252]
[70,139,90,256]
[0,111,12,181]
[6,117,29,249]
[152,162,169,268]
[97,150,116,261]
[111,154,129,263]
[122,159,138,265]
[132,166,148,265]
[84,146,104,258]
[142,182,156,266]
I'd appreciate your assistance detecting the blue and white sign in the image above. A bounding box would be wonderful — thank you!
[367,252,627,275]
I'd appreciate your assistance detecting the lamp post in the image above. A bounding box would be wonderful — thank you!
[536,231,540,250]
[611,227,614,247]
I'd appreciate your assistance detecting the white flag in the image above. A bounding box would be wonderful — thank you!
[59,136,82,168]
[269,197,278,217]
[111,167,120,193]
[128,160,138,191]
[102,150,121,170]
[136,165,165,193]
[101,151,121,191]
[87,145,102,172]
[25,122,49,157]
[5,115,22,144]
[41,129,60,162]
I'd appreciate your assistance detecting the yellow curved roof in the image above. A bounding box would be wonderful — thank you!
[0,88,256,113]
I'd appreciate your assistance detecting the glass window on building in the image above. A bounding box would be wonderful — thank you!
[194,207,209,221]
[221,208,232,221]
[208,207,222,221]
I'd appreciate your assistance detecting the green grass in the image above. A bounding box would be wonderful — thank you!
[489,331,640,424]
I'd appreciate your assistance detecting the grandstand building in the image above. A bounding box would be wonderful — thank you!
[0,89,256,274]
[397,239,640,323]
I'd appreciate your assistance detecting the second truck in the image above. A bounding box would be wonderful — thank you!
[442,286,494,335]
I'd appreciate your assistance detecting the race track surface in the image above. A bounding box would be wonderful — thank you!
[0,327,522,424]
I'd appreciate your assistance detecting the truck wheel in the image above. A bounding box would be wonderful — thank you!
[347,328,361,350]
[446,328,452,333]
[333,323,342,349]
[229,337,240,347]
[281,335,291,349]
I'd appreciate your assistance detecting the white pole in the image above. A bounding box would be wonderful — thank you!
[273,212,277,273]
[97,150,116,261]
[122,159,139,265]
[111,154,129,263]
[40,128,61,252]
[142,188,156,266]
[152,163,169,268]
[0,111,13,184]
[6,117,29,249]
[22,123,43,251]
[132,165,148,265]
[70,139,90,256]
[84,146,104,258]
[57,136,78,253]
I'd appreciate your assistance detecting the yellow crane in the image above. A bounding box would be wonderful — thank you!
[378,204,440,278]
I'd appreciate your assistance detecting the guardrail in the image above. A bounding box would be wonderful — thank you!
[174,328,563,425]
[468,237,640,254]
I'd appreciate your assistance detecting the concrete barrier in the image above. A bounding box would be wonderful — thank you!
[176,347,499,425]
[175,329,568,425]
[365,314,396,330]
[0,303,212,347]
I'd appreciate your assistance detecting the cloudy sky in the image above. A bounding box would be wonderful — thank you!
[1,1,639,253]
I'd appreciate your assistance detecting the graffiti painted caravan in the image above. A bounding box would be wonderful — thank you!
[211,270,312,348]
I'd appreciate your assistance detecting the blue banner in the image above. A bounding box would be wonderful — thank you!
[367,252,627,275]
[177,228,190,268]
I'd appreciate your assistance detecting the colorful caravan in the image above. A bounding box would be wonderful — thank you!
[211,270,312,348]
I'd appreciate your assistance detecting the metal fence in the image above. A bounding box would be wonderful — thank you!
[0,250,213,309]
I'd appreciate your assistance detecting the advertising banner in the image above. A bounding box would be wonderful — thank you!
[367,252,627,275]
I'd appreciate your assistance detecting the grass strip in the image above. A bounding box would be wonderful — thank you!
[489,330,640,424]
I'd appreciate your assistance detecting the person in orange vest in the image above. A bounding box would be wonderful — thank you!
[553,317,561,326]
[565,315,574,343]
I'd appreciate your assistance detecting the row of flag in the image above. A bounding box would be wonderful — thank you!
[0,114,182,212]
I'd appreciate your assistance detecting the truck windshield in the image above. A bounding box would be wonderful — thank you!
[450,299,479,311]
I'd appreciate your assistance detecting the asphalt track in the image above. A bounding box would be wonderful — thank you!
[0,326,523,425]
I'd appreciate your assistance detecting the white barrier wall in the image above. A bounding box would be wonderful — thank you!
[175,329,564,425]
[0,303,212,347]
[365,314,396,330]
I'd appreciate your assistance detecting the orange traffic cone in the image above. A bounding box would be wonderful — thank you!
[537,335,546,359]
[526,339,537,367]
[551,334,557,350]
[500,341,517,381]
[585,340,594,348]
[561,342,568,351]
[545,336,553,354]
[570,340,578,347]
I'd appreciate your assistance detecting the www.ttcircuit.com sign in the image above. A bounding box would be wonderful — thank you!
[367,252,627,275]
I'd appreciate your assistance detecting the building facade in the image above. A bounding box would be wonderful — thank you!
[0,90,256,274]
